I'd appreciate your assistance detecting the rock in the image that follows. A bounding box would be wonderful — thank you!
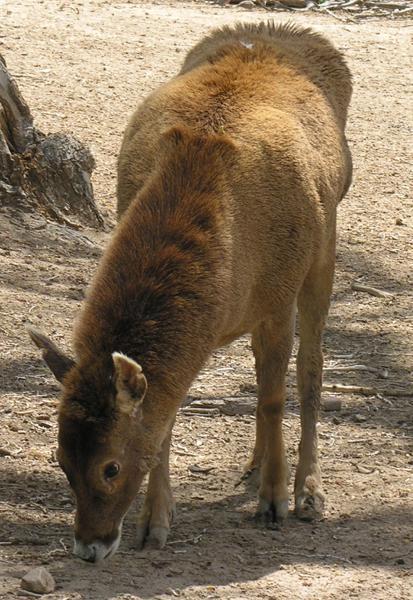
[352,413,367,423]
[21,567,56,595]
[322,396,342,412]
[238,0,256,8]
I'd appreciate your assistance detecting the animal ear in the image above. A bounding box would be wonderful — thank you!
[112,352,147,417]
[28,328,75,383]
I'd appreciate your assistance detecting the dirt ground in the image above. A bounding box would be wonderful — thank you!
[0,1,412,599]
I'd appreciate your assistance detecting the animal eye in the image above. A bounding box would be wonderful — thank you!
[104,462,120,480]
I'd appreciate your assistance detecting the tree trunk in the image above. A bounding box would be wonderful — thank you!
[0,53,104,229]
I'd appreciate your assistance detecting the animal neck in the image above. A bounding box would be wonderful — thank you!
[74,130,232,403]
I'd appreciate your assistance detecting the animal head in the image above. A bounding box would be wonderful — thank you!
[28,329,157,562]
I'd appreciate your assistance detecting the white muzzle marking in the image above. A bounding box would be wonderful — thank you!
[73,521,123,563]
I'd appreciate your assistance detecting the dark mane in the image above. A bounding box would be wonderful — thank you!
[70,128,233,416]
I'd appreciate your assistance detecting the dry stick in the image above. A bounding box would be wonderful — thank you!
[317,0,411,9]
[365,1,409,8]
[353,9,393,18]
[323,8,344,20]
[183,399,223,409]
[266,2,314,12]
[322,7,354,21]
[183,384,412,416]
[341,0,363,7]
[351,282,394,298]
[323,364,389,378]
[181,407,221,417]
[173,448,197,457]
[281,363,386,376]
[320,383,412,397]
[264,0,413,15]
[168,532,204,546]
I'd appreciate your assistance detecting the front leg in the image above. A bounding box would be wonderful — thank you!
[136,429,176,549]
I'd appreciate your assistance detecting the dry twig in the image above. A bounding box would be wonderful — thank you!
[321,383,412,397]
[351,282,394,298]
[323,364,389,378]
[217,0,413,21]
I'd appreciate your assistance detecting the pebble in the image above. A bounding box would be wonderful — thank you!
[352,413,367,423]
[322,396,342,412]
[21,567,56,595]
[238,0,256,8]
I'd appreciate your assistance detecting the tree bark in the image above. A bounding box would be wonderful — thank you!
[0,53,104,229]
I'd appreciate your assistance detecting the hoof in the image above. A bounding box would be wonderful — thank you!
[136,523,171,550]
[295,493,324,521]
[295,476,325,521]
[255,496,289,528]
[136,500,175,550]
[137,525,169,550]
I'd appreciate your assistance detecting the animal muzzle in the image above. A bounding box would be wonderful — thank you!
[73,524,122,563]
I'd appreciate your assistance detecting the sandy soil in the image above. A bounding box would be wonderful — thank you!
[0,1,412,599]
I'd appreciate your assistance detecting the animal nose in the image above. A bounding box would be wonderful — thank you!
[83,545,97,563]
[73,539,97,562]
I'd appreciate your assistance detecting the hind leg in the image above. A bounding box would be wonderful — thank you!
[242,376,265,485]
[240,406,265,489]
[295,228,336,520]
[249,311,295,523]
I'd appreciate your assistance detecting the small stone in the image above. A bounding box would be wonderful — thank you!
[352,413,367,423]
[21,567,56,595]
[322,396,342,412]
[395,218,404,226]
[238,0,256,8]
[167,567,184,577]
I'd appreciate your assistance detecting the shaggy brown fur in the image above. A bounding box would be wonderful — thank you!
[30,21,352,560]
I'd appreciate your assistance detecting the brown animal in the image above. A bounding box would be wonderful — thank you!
[29,22,352,562]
